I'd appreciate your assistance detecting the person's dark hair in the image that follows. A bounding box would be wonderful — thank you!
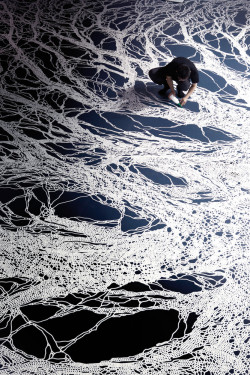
[176,64,191,80]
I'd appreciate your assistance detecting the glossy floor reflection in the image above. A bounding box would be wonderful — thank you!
[0,0,249,374]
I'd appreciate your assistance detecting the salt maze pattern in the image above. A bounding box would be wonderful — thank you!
[0,0,249,374]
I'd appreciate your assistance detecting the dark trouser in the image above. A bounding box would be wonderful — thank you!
[149,66,190,97]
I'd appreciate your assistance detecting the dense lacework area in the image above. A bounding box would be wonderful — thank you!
[0,0,249,374]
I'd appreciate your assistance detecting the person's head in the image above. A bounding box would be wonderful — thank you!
[176,64,191,81]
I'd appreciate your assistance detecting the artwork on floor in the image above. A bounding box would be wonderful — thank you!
[0,0,249,374]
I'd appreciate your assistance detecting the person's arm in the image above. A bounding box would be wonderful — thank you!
[180,83,197,106]
[166,76,175,95]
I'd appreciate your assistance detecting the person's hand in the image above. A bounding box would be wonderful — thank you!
[180,96,188,106]
[171,90,176,96]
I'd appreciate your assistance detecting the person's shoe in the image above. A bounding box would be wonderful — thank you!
[159,88,167,96]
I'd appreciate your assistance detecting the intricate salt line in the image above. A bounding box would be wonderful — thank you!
[0,0,249,374]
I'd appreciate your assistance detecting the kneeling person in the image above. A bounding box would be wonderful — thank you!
[149,57,199,106]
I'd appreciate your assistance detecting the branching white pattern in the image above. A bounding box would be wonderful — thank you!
[0,0,249,374]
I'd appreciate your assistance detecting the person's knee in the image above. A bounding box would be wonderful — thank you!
[148,67,164,84]
[177,80,190,91]
[148,69,154,80]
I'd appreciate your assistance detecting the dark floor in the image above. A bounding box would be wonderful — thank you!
[0,0,249,374]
